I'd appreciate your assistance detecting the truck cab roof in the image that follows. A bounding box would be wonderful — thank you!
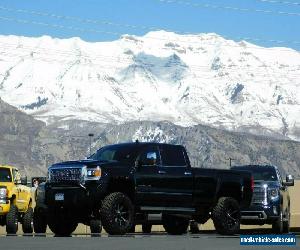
[0,165,17,169]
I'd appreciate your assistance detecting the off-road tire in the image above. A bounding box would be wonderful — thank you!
[190,221,200,234]
[272,211,283,234]
[128,224,135,233]
[162,214,189,235]
[101,192,134,235]
[6,204,19,234]
[142,224,152,234]
[282,209,290,234]
[48,212,78,237]
[33,207,47,234]
[22,207,33,234]
[90,219,102,236]
[212,197,240,235]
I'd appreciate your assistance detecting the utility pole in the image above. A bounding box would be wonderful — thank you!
[228,157,235,167]
[88,133,94,156]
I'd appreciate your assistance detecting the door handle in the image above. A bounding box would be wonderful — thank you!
[184,171,192,175]
[158,170,166,174]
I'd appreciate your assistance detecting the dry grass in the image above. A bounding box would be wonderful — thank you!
[1,181,299,234]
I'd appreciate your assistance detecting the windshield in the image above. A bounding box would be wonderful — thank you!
[89,144,137,163]
[232,166,278,181]
[0,168,12,182]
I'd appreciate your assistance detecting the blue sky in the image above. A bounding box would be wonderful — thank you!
[0,0,299,50]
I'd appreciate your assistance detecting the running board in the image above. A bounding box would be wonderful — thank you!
[140,206,195,212]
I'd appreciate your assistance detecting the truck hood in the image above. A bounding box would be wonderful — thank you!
[50,159,125,168]
[254,180,280,188]
[0,182,31,198]
[0,182,14,189]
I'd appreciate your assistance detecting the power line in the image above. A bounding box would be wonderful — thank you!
[1,44,300,77]
[1,53,299,84]
[0,58,297,83]
[0,6,159,31]
[0,41,128,62]
[1,6,300,47]
[0,16,120,36]
[0,36,300,78]
[0,16,300,54]
[256,0,300,6]
[231,36,300,45]
[153,0,300,16]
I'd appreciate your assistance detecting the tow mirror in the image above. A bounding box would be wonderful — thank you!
[21,176,28,186]
[284,174,294,187]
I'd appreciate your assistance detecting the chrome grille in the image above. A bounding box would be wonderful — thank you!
[49,167,82,183]
[251,186,268,205]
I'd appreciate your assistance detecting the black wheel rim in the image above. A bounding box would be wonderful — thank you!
[113,203,129,227]
[225,206,240,228]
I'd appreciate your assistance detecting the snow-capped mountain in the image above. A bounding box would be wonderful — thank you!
[0,31,299,140]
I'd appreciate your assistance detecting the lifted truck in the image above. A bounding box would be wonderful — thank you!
[0,165,33,234]
[35,142,253,236]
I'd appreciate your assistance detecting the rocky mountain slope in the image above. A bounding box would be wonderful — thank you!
[1,97,300,178]
[0,97,44,175]
[92,121,300,178]
[0,97,103,176]
[0,31,299,141]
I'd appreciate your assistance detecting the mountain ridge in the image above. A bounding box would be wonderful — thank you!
[0,31,299,141]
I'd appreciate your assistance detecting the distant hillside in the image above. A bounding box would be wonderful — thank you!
[91,121,300,178]
[0,97,45,175]
[0,98,299,178]
[0,97,102,177]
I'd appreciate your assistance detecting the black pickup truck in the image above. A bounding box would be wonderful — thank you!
[34,142,253,236]
[231,165,294,233]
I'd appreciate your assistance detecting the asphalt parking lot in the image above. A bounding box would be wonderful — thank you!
[0,231,299,250]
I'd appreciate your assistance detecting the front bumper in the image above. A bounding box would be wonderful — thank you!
[241,204,280,224]
[45,182,107,211]
[0,203,10,215]
[46,186,89,208]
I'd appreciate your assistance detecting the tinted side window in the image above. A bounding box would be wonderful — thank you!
[139,146,161,166]
[90,145,137,163]
[0,168,12,182]
[160,145,187,167]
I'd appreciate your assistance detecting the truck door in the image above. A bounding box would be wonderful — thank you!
[157,144,193,208]
[135,145,166,207]
[12,169,26,211]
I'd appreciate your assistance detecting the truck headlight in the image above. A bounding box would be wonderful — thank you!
[0,188,7,204]
[84,166,101,181]
[47,170,51,182]
[269,188,279,200]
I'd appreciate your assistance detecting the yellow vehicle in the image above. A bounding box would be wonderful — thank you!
[0,165,33,234]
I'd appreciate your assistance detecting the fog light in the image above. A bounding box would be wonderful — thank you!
[273,206,278,215]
